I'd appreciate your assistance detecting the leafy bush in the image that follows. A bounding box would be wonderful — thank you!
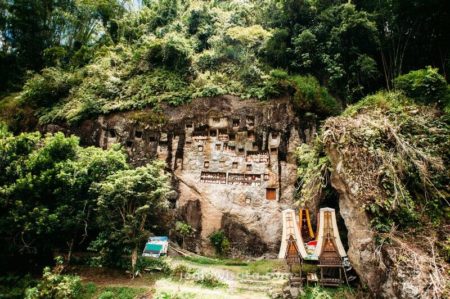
[342,91,411,116]
[394,67,448,104]
[289,75,341,116]
[194,273,226,288]
[269,69,289,80]
[0,275,37,299]
[21,68,80,107]
[261,28,291,68]
[24,267,82,299]
[295,143,330,206]
[209,230,230,255]
[135,257,172,274]
[145,37,192,72]
[196,51,221,71]
[175,221,194,237]
[171,264,195,279]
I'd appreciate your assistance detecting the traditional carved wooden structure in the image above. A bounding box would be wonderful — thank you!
[317,210,349,286]
[279,207,350,287]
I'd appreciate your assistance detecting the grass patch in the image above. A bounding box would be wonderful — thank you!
[77,282,147,299]
[180,256,248,266]
[244,259,286,274]
[96,287,147,299]
[154,291,197,299]
[342,91,411,116]
[179,256,288,274]
[302,286,355,299]
[194,273,227,289]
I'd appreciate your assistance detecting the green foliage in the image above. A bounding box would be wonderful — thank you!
[301,285,354,299]
[21,68,81,107]
[0,275,36,299]
[179,255,247,267]
[342,91,411,117]
[394,67,448,104]
[208,230,230,256]
[193,273,226,289]
[145,37,192,72]
[261,29,291,69]
[171,264,195,279]
[25,267,82,299]
[0,128,161,272]
[135,257,172,274]
[325,91,450,232]
[155,292,196,299]
[92,161,172,275]
[288,75,341,116]
[175,221,195,237]
[295,143,330,206]
[96,287,146,299]
[244,259,285,274]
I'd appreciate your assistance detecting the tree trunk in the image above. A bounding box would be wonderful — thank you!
[131,246,138,278]
[67,238,74,265]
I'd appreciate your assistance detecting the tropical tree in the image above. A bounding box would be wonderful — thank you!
[92,161,172,277]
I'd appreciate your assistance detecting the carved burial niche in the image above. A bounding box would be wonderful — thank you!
[135,130,143,139]
[108,129,116,138]
[246,116,255,127]
[228,173,261,186]
[233,119,240,127]
[266,188,276,200]
[248,131,255,141]
[201,171,226,184]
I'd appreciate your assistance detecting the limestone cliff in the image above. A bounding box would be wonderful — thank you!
[322,97,449,298]
[43,96,316,255]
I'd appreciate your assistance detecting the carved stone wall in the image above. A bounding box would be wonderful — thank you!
[42,96,317,255]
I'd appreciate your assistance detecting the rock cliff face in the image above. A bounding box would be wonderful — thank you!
[326,132,446,299]
[43,96,316,255]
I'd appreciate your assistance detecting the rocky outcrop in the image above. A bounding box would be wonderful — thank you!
[222,213,269,256]
[325,127,447,299]
[42,95,317,255]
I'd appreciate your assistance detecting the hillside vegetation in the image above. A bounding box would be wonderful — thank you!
[1,0,449,128]
[1,1,450,298]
